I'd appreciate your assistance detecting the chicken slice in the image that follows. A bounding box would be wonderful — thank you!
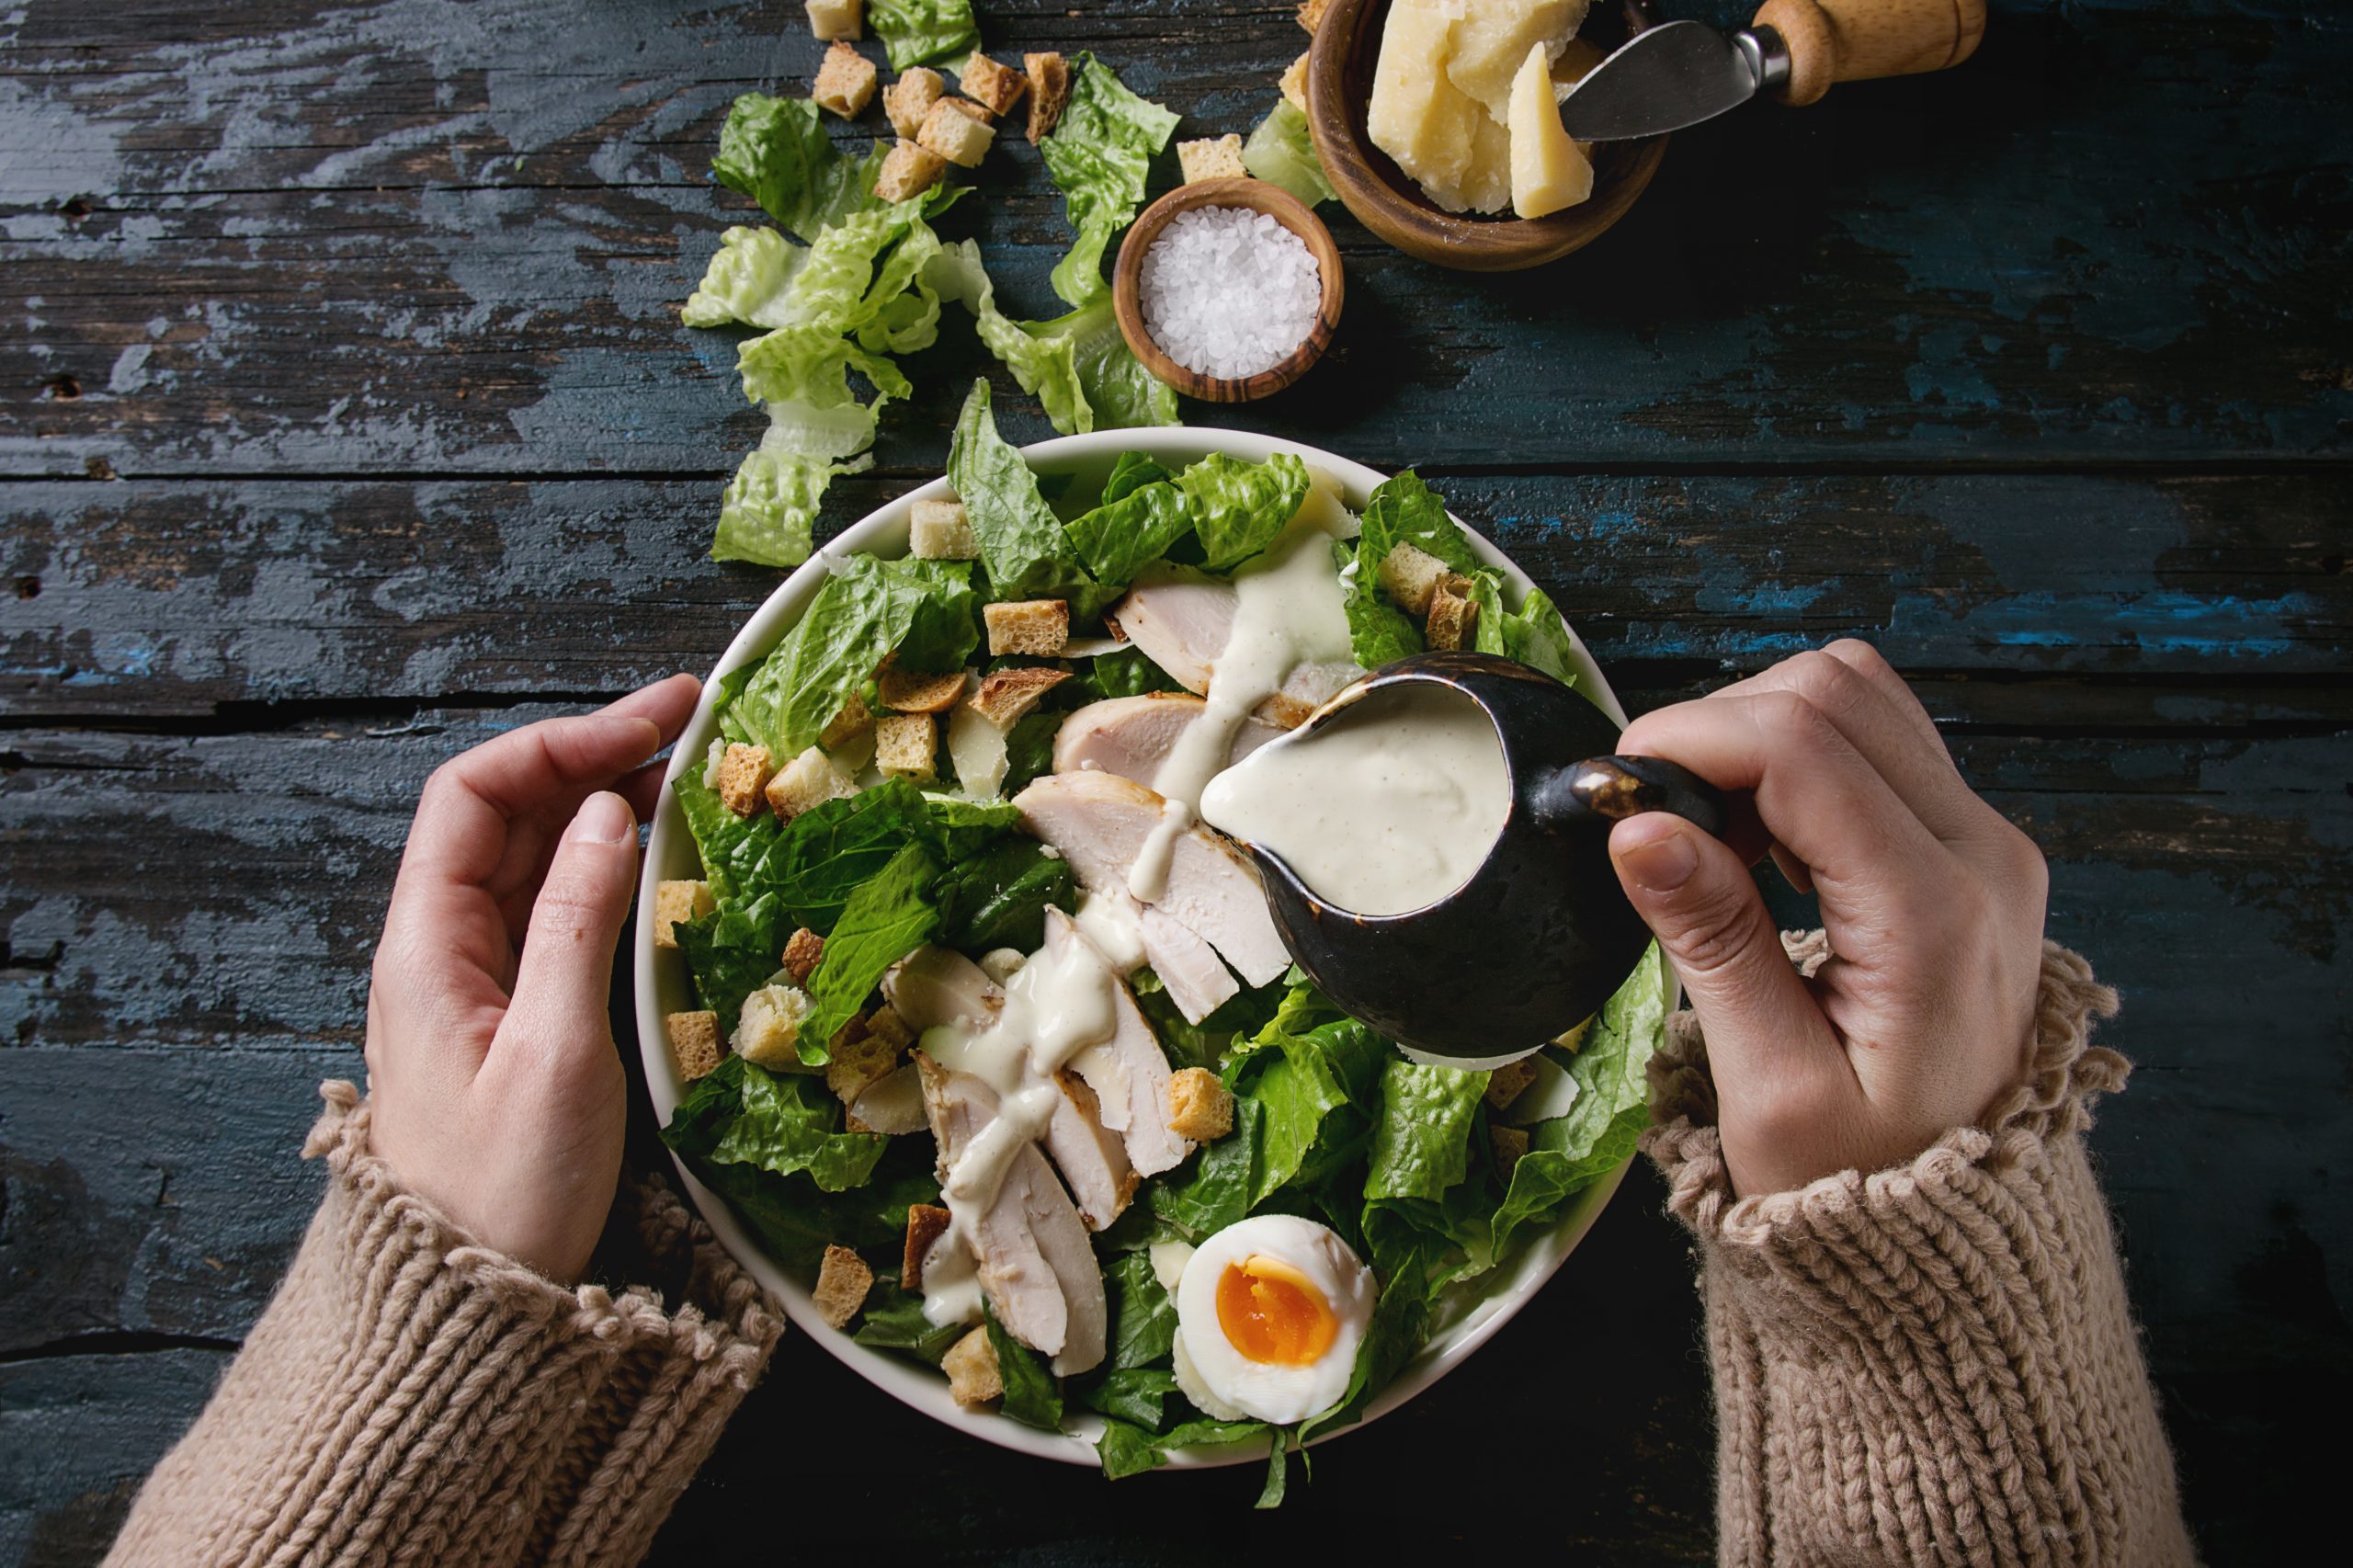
[883,945,1004,1033]
[1045,1071,1137,1231]
[915,1054,1067,1358]
[1051,694,1287,787]
[1015,771,1291,986]
[1107,573,1363,728]
[1138,904,1239,1023]
[1042,905,1198,1176]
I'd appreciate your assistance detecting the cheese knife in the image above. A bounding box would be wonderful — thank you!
[1560,0,1987,142]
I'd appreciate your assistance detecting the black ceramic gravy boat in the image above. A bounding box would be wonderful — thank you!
[1231,652,1724,1062]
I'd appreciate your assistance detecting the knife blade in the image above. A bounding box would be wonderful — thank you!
[1558,20,1791,142]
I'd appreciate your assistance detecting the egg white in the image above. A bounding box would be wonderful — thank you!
[1174,1214,1374,1425]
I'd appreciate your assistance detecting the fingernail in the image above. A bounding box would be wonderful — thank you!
[1616,824,1697,892]
[570,790,635,846]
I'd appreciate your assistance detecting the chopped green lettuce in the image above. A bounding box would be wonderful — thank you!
[1075,1367,1181,1430]
[947,380,1108,608]
[674,767,781,904]
[866,0,980,71]
[664,1056,887,1192]
[854,1272,965,1362]
[749,778,935,931]
[1356,469,1479,578]
[1363,1059,1487,1201]
[711,93,882,243]
[984,1305,1066,1430]
[1101,450,1176,505]
[1104,1250,1179,1370]
[673,896,785,1028]
[1337,538,1424,669]
[801,842,943,1051]
[1039,54,1182,307]
[1178,451,1311,571]
[1242,100,1336,208]
[733,552,978,756]
[1073,645,1186,703]
[1149,1058,1262,1237]
[682,225,807,329]
[1095,1415,1268,1481]
[713,403,879,568]
[928,244,1177,436]
[1249,1018,1387,1205]
[933,836,1076,953]
[1063,481,1193,589]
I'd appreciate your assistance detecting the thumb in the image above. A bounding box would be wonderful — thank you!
[1608,813,1841,1100]
[501,790,640,1074]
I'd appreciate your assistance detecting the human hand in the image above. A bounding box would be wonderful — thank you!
[364,675,700,1282]
[1607,642,2050,1199]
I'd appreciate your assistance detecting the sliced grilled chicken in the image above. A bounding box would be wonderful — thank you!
[1016,771,1291,986]
[848,1062,927,1135]
[1045,1072,1137,1230]
[1138,904,1239,1023]
[1051,694,1286,787]
[1042,906,1197,1176]
[1107,572,1363,727]
[913,1053,1107,1371]
[882,945,1004,1033]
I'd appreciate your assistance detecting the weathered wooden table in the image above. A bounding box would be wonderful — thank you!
[3,1,2345,1560]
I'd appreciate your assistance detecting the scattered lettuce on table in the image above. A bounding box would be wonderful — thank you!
[1243,100,1337,208]
[867,0,981,71]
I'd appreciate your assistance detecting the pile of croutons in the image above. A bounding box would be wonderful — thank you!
[801,0,1072,203]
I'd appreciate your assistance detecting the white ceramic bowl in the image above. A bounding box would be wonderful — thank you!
[635,426,1643,1471]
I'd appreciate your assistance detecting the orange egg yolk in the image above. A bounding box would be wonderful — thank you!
[1215,1255,1338,1366]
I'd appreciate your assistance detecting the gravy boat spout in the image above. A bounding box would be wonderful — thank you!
[1232,653,1725,1063]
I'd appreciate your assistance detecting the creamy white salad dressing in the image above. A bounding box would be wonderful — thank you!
[1199,685,1509,916]
[915,923,1132,1328]
[1123,498,1357,903]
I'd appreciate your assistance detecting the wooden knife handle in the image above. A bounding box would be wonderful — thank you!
[1751,0,1987,107]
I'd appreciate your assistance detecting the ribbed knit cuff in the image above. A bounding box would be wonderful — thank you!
[107,1082,783,1568]
[1640,941,2194,1567]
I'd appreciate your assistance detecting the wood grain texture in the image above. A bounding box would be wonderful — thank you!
[0,0,2347,1562]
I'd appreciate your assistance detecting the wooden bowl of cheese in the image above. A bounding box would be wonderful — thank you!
[1306,0,1668,271]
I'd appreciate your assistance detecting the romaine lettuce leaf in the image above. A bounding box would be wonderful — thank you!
[1101,450,1176,505]
[1488,943,1667,1261]
[933,835,1076,953]
[673,895,786,1028]
[1363,1058,1486,1201]
[713,417,876,568]
[1075,1367,1181,1430]
[682,225,808,329]
[671,1142,938,1271]
[1063,481,1193,589]
[915,794,1025,861]
[1470,576,1579,686]
[1250,1018,1388,1205]
[1356,469,1479,579]
[1149,1060,1261,1237]
[927,243,1178,437]
[1039,54,1181,308]
[674,767,782,904]
[1094,1415,1269,1481]
[984,1305,1065,1430]
[1178,451,1312,572]
[748,778,934,931]
[1242,100,1336,208]
[866,0,980,71]
[1073,645,1186,703]
[801,842,943,1051]
[733,552,979,756]
[662,1055,887,1195]
[711,93,882,243]
[947,379,1107,607]
[853,1272,965,1362]
[1337,537,1424,668]
[1104,1249,1178,1370]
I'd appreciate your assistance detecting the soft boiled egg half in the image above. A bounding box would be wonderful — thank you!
[1173,1214,1375,1425]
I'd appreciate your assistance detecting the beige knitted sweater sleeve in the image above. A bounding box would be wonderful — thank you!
[106,1081,784,1568]
[1643,938,2196,1566]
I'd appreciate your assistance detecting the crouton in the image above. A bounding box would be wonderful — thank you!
[959,51,1028,118]
[904,1203,952,1290]
[1166,1066,1234,1141]
[825,1028,902,1107]
[652,880,715,949]
[864,1005,914,1051]
[879,665,968,714]
[813,1244,874,1329]
[917,97,995,166]
[813,40,878,120]
[1484,1055,1540,1111]
[1426,579,1479,651]
[882,66,944,140]
[983,598,1069,657]
[782,926,825,985]
[1491,1123,1530,1174]
[1297,0,1332,33]
[943,1325,1003,1405]
[821,692,873,750]
[714,743,774,817]
[733,983,814,1069]
[1553,1015,1594,1051]
[1024,51,1071,142]
[970,665,1070,728]
[1280,51,1311,114]
[1177,134,1248,185]
[665,1010,723,1081]
[909,496,977,560]
[941,97,990,123]
[1376,540,1449,614]
[874,712,938,779]
[874,137,946,204]
[806,0,861,41]
[766,744,858,821]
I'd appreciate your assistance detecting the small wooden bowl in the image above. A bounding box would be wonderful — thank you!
[1112,178,1345,403]
[1306,0,1670,272]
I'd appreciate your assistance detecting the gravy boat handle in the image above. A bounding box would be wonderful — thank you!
[1530,755,1729,838]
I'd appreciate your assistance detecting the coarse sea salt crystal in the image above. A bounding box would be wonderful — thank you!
[1139,207,1321,381]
